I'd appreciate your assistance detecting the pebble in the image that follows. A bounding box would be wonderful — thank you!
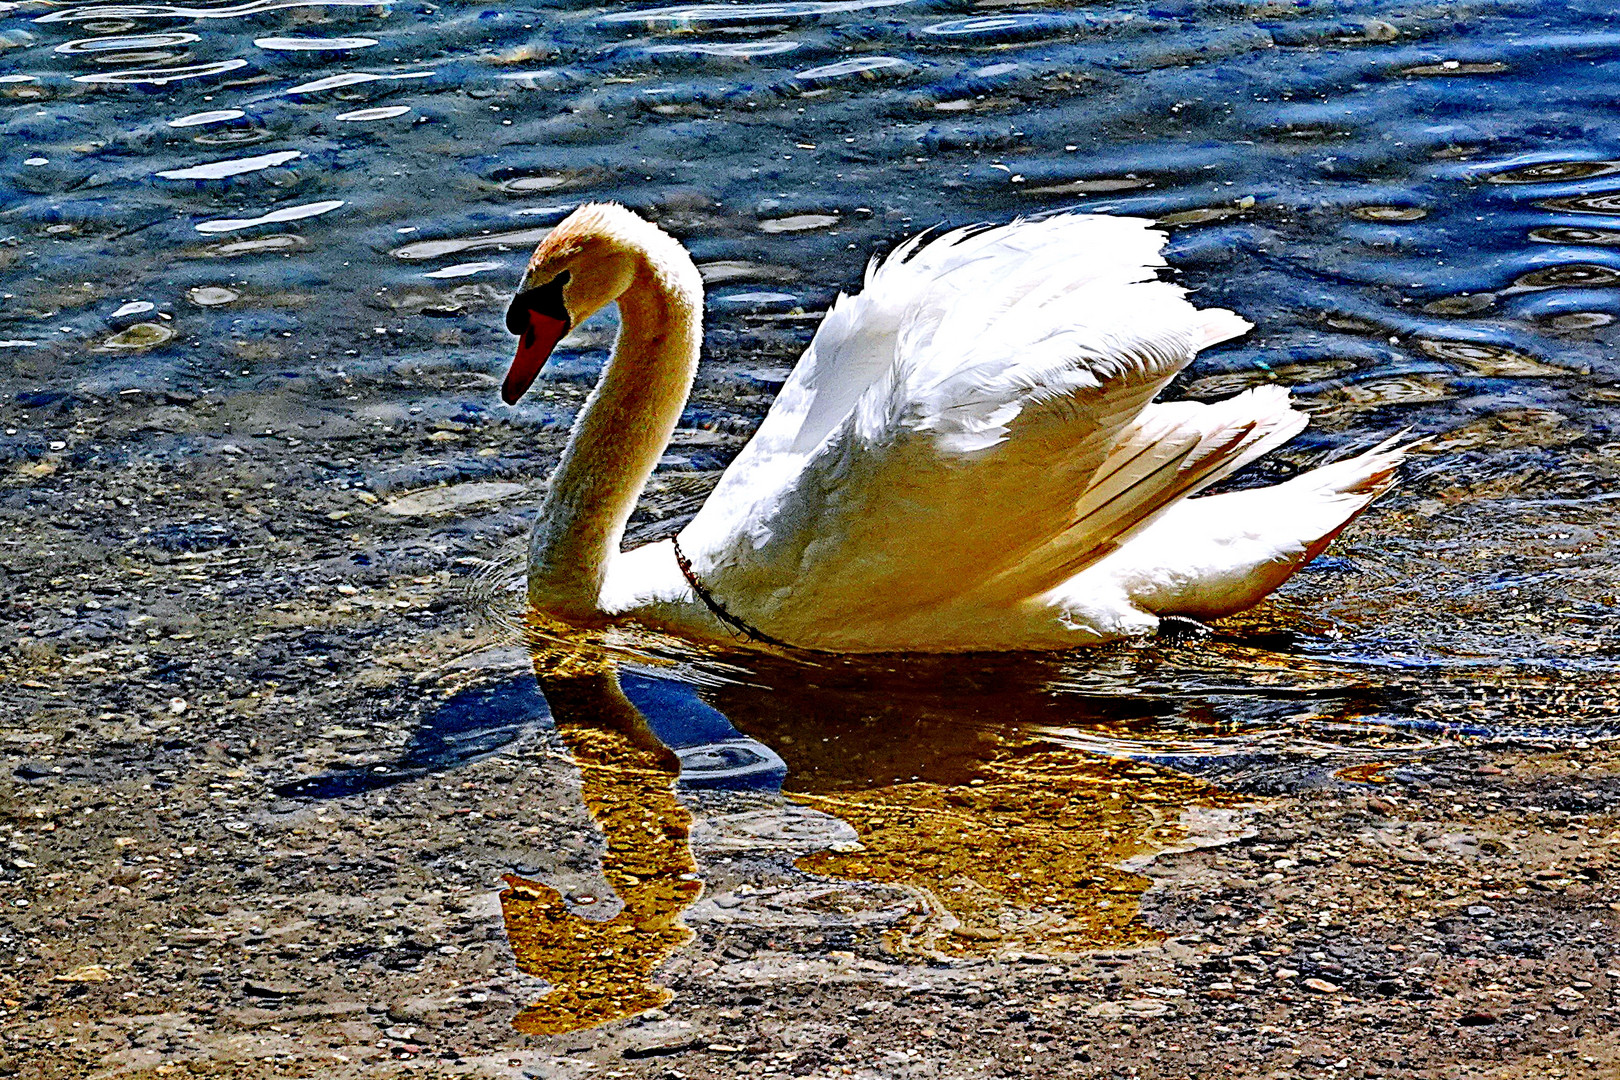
[243,979,305,999]
[758,214,839,234]
[623,1036,705,1058]
[99,322,175,351]
[53,964,113,982]
[188,286,240,306]
[380,481,527,516]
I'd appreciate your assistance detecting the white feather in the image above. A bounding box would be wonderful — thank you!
[565,209,1407,652]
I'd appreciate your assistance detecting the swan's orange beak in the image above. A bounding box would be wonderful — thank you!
[501,311,569,405]
[502,270,572,405]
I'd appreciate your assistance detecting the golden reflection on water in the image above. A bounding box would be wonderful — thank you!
[502,633,1267,1031]
[791,753,1234,956]
[501,645,702,1035]
[707,668,1244,957]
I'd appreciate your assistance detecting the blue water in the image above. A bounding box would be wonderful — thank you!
[5,0,1618,395]
[272,670,786,799]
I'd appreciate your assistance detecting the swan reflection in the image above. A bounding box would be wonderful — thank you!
[502,637,1274,1031]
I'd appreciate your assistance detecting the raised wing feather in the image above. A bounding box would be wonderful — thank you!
[968,385,1309,605]
[743,214,1170,457]
[678,213,1258,647]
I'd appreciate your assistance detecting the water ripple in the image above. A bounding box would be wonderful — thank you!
[36,0,387,21]
[194,198,344,233]
[643,40,800,59]
[155,148,302,179]
[791,55,912,85]
[72,58,247,83]
[599,0,911,26]
[55,31,198,52]
[333,104,411,120]
[169,108,246,126]
[254,34,376,50]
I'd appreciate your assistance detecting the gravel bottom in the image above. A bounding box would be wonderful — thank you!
[4,380,1618,1080]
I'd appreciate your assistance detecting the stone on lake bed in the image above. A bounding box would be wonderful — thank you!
[697,259,799,284]
[189,286,239,306]
[1303,977,1340,993]
[54,964,114,982]
[1087,998,1171,1017]
[196,234,309,259]
[99,322,174,350]
[501,175,572,192]
[1351,205,1428,222]
[623,1035,705,1058]
[243,978,306,999]
[381,481,527,516]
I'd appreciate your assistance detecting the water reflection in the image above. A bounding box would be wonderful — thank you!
[155,148,302,180]
[72,57,246,83]
[194,197,344,234]
[265,592,1618,1034]
[759,717,1247,957]
[502,648,703,1035]
[490,628,1416,1031]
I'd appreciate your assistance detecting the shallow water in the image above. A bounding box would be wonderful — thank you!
[6,0,1620,1039]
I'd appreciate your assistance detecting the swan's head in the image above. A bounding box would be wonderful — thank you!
[501,202,652,405]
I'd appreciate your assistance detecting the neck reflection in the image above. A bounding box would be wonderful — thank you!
[501,649,702,1035]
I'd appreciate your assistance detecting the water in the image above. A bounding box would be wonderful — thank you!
[6,0,1620,1037]
[12,0,1615,666]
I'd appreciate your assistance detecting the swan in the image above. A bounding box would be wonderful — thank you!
[499,203,1405,653]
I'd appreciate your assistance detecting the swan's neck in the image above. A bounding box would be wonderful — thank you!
[529,255,701,618]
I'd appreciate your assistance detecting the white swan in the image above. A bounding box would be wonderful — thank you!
[500,203,1404,653]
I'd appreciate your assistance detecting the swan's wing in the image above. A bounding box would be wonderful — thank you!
[678,214,1255,645]
[1060,433,1407,622]
[969,385,1310,604]
[739,214,1174,457]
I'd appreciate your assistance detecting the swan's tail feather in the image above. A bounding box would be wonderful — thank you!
[1310,430,1411,495]
[1195,309,1254,352]
[1055,433,1412,624]
[1180,386,1310,496]
[1289,433,1411,564]
[973,385,1310,603]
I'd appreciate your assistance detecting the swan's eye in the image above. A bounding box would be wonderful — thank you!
[505,269,571,335]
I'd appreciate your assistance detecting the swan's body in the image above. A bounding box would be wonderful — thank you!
[502,204,1404,653]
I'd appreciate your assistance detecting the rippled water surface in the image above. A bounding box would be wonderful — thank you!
[7,0,1620,1036]
[9,0,1620,657]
